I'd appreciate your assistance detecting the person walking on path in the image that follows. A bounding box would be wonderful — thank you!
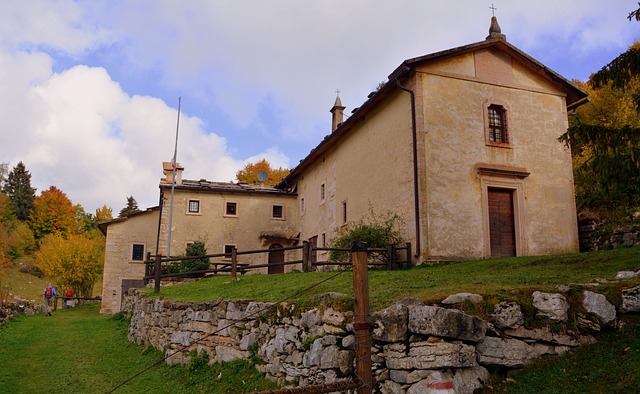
[44,284,57,316]
[63,287,72,308]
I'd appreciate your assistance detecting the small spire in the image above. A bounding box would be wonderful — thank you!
[334,89,343,107]
[330,90,346,132]
[486,16,506,40]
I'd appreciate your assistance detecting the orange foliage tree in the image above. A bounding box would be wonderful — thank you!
[235,159,289,186]
[29,186,76,240]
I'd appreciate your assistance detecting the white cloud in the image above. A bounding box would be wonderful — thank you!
[2,0,640,214]
[0,0,110,55]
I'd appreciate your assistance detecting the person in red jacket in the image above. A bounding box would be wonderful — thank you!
[63,287,73,308]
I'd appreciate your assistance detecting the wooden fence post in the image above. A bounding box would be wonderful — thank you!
[352,241,373,393]
[144,252,152,285]
[302,241,310,272]
[310,242,317,268]
[154,254,161,293]
[231,246,238,281]
[386,244,398,270]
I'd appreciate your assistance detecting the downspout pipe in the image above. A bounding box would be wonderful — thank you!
[155,187,164,257]
[395,67,421,260]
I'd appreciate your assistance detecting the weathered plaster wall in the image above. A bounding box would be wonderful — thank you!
[418,48,578,259]
[296,90,416,254]
[100,209,159,314]
[157,189,299,269]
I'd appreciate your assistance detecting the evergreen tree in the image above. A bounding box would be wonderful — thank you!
[118,196,141,218]
[2,162,36,221]
[180,240,210,275]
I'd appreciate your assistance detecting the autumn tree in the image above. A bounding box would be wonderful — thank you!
[29,186,76,240]
[235,159,289,186]
[0,192,13,267]
[35,230,104,298]
[73,204,98,233]
[2,162,36,221]
[95,205,113,222]
[561,53,640,217]
[118,196,141,218]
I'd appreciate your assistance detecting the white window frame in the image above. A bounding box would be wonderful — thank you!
[224,201,238,217]
[187,199,200,214]
[272,204,285,220]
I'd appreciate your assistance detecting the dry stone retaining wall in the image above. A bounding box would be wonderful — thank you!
[124,282,640,394]
[0,297,47,326]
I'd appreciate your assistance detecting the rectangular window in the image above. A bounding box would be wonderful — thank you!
[188,199,200,213]
[131,244,145,261]
[272,204,283,218]
[322,233,326,247]
[342,201,347,224]
[225,202,237,216]
[488,104,508,143]
[300,197,305,215]
[224,244,235,258]
[320,184,325,202]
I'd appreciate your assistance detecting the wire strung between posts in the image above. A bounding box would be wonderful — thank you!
[107,269,349,393]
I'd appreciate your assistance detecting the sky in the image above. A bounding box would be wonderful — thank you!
[1,1,640,214]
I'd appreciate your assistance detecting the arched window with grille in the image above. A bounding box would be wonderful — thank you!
[484,101,511,147]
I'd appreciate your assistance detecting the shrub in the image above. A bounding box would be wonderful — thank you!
[328,208,404,263]
[180,240,210,275]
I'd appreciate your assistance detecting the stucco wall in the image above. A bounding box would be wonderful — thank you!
[100,209,159,314]
[296,90,416,257]
[157,189,300,272]
[418,48,578,258]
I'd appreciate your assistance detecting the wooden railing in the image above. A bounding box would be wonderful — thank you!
[144,242,412,292]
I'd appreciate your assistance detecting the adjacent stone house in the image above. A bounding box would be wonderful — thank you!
[100,17,588,313]
[99,163,298,314]
[100,207,159,314]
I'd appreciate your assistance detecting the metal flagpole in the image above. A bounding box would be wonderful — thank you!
[166,97,181,259]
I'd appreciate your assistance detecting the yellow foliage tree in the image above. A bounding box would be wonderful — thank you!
[95,205,113,222]
[35,230,104,298]
[235,159,289,186]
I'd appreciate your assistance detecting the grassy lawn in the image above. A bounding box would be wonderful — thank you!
[0,304,278,393]
[1,246,639,393]
[0,265,49,302]
[0,262,101,303]
[150,246,640,312]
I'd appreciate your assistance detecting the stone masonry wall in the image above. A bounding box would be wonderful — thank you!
[124,279,640,394]
[0,297,48,327]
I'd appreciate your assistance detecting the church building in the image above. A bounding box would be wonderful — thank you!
[99,17,587,313]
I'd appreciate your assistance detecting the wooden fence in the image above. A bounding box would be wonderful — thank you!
[143,242,412,292]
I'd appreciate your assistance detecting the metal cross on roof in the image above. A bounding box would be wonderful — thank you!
[335,89,341,97]
[489,3,497,16]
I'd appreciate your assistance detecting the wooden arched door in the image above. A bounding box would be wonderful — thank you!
[268,243,284,274]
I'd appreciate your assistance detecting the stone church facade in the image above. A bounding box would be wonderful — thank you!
[100,18,587,313]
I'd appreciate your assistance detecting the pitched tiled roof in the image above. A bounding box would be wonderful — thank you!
[277,37,588,189]
[162,179,296,196]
